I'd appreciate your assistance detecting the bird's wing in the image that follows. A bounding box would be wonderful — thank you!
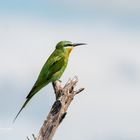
[46,56,65,80]
[26,54,65,99]
[27,55,65,96]
[13,54,65,122]
[13,56,64,122]
[38,54,63,79]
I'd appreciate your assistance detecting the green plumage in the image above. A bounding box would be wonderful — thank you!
[13,41,85,122]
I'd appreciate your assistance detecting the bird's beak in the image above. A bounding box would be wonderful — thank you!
[72,43,86,47]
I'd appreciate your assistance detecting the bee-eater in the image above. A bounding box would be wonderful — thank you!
[13,41,86,122]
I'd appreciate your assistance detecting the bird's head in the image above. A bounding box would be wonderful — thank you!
[56,40,86,54]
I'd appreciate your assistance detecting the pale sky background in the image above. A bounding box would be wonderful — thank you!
[0,0,140,140]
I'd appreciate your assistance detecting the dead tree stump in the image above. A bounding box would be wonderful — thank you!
[28,77,84,140]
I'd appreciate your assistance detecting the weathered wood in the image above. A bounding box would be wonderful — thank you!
[34,77,84,140]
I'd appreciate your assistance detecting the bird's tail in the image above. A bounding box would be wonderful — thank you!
[13,83,46,123]
[13,96,33,123]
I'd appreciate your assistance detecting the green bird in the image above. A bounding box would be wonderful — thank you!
[13,40,86,122]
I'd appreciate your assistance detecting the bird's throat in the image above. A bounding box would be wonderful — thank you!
[66,48,73,55]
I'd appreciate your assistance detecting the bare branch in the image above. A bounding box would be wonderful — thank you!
[28,77,84,140]
[32,134,36,140]
[75,88,85,95]
[52,81,63,99]
[26,136,30,140]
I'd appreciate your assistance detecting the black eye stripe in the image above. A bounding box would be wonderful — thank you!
[64,44,73,47]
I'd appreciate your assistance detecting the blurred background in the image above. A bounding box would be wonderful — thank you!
[0,0,140,140]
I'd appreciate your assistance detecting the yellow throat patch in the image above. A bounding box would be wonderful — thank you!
[66,47,73,55]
